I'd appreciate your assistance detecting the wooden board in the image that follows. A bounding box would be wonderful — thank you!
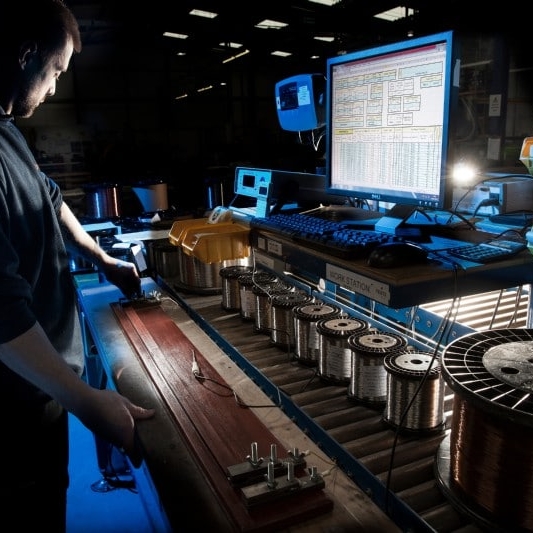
[111,299,333,532]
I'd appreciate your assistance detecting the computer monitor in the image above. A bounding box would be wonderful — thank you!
[275,74,326,132]
[325,31,459,211]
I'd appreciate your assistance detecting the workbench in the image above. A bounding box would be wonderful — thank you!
[75,275,402,532]
[74,216,533,532]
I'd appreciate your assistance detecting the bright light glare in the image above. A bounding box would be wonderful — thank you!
[453,161,478,184]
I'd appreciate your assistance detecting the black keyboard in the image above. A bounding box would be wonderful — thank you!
[446,238,528,263]
[250,213,398,259]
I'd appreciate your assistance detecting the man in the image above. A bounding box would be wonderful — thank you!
[0,1,155,530]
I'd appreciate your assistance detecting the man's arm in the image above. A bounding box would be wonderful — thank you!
[0,321,154,465]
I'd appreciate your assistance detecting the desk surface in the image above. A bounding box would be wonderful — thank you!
[250,228,533,308]
[76,276,401,532]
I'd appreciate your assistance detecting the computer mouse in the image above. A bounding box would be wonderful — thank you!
[367,241,428,268]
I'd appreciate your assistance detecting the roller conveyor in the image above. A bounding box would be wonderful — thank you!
[77,250,532,532]
[159,279,492,533]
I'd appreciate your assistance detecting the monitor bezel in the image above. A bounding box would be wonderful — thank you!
[324,31,459,211]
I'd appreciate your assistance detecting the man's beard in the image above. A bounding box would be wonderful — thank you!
[12,85,40,118]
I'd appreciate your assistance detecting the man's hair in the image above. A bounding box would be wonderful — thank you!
[1,0,82,58]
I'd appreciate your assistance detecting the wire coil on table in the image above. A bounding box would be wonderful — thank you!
[238,270,276,321]
[220,265,253,311]
[270,292,312,348]
[316,317,368,384]
[293,302,342,366]
[383,351,445,433]
[347,329,408,407]
[252,280,293,334]
[437,328,533,532]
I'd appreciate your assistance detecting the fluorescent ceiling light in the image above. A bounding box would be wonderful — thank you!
[197,85,213,93]
[176,52,186,56]
[314,36,335,42]
[222,49,250,64]
[175,93,188,100]
[189,9,217,19]
[255,19,288,30]
[271,50,292,57]
[307,0,342,5]
[374,6,414,22]
[163,32,188,39]
[218,42,243,49]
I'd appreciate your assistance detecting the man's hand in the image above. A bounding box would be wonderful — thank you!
[78,388,156,468]
[101,258,141,299]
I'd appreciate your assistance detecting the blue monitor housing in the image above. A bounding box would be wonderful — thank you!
[325,31,460,211]
[275,73,326,132]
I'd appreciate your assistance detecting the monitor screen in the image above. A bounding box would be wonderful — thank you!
[325,31,459,210]
[275,74,326,132]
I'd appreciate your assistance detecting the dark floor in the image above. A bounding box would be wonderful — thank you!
[67,413,166,533]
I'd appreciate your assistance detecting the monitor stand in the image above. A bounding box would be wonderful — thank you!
[375,204,423,238]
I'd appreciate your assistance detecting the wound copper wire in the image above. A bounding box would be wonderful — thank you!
[383,351,445,432]
[438,328,533,530]
[448,395,533,530]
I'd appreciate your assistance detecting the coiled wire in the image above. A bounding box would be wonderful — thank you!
[238,271,276,321]
[270,292,312,348]
[293,302,341,365]
[253,281,293,334]
[347,329,408,406]
[316,317,368,384]
[383,351,445,432]
[220,265,253,311]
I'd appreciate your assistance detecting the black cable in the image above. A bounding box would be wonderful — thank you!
[191,351,277,409]
[472,198,499,218]
[384,262,459,515]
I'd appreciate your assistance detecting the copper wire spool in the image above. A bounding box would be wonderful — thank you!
[383,351,445,433]
[347,329,408,406]
[219,265,253,311]
[316,317,368,384]
[437,328,533,532]
[238,271,276,321]
[293,302,341,366]
[270,292,312,348]
[252,281,293,334]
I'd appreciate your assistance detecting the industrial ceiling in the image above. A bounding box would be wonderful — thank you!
[67,0,525,78]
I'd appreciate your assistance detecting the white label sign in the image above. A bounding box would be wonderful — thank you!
[326,264,390,305]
